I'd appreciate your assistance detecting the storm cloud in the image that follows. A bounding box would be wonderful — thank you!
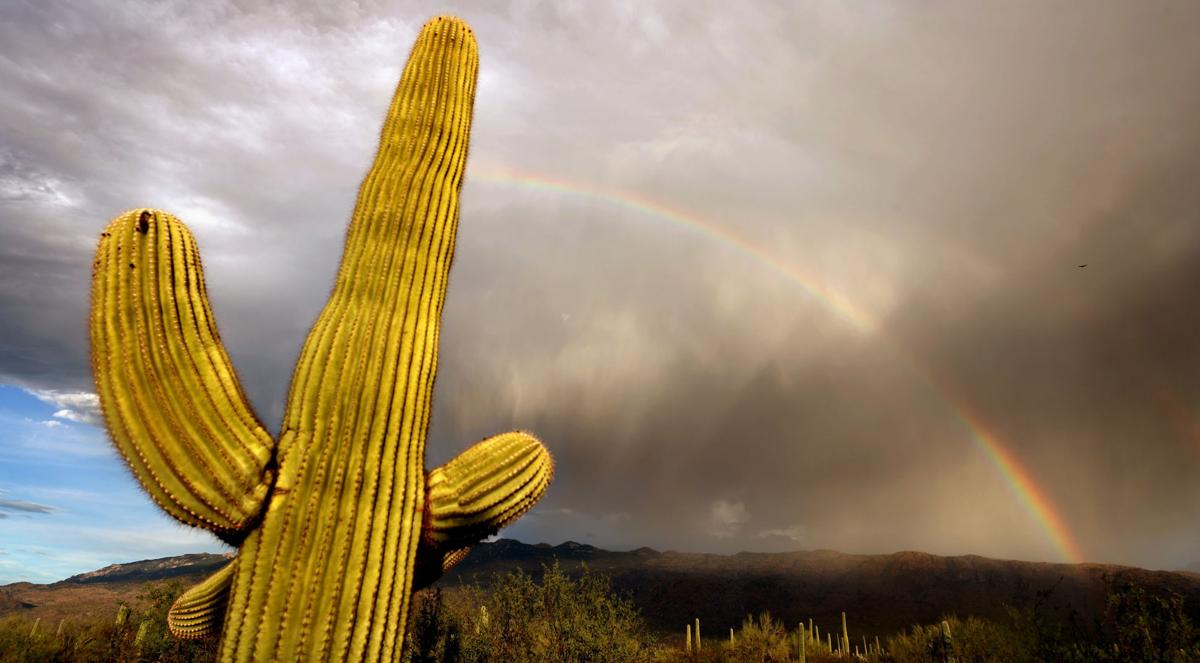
[2,0,1198,569]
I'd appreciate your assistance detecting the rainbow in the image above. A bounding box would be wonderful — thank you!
[469,164,1087,564]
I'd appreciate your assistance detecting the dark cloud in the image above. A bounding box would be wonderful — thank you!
[2,0,1198,569]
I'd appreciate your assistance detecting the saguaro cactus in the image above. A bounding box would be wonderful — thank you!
[842,611,850,657]
[89,15,553,662]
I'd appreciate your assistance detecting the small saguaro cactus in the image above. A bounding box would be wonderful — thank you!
[937,620,956,663]
[842,611,850,657]
[135,620,150,649]
[88,14,554,663]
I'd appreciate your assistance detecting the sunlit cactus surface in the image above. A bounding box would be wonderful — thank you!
[89,15,553,662]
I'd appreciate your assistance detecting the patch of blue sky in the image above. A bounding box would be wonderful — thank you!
[0,384,228,584]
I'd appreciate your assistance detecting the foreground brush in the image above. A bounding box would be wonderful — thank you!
[89,15,553,662]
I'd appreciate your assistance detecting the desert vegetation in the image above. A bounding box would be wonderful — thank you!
[1,566,1198,662]
[0,580,217,663]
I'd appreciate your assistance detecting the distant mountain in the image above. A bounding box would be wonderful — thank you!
[0,553,232,623]
[64,552,233,585]
[4,542,1199,642]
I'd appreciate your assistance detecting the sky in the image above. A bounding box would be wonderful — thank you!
[1,0,1199,583]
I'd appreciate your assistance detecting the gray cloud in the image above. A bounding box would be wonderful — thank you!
[0,499,56,515]
[2,0,1198,569]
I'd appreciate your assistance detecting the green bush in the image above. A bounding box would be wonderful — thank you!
[724,612,791,662]
[405,561,657,663]
[884,615,1024,663]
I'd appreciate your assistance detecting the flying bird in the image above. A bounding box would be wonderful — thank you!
[1078,264,1087,268]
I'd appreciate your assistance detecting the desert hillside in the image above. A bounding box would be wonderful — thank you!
[5,541,1198,642]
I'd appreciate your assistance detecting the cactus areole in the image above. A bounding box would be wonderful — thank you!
[88,15,553,662]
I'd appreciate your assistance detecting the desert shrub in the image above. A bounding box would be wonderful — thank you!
[405,560,656,663]
[723,612,791,662]
[884,615,1025,663]
[999,574,1200,663]
[0,581,217,663]
[1100,578,1200,662]
[880,577,1200,663]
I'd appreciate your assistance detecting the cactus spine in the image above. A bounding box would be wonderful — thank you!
[88,15,553,662]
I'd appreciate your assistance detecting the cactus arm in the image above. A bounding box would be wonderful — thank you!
[424,431,554,546]
[168,560,236,639]
[90,209,275,540]
[412,431,554,590]
[412,545,472,592]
